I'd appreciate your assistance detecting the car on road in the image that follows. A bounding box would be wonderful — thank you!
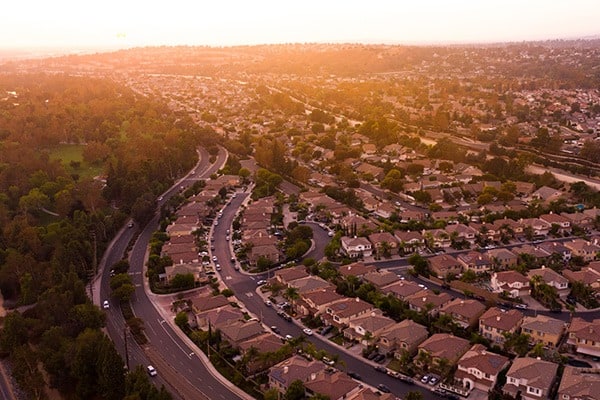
[225,236,229,241]
[212,255,217,261]
[421,375,430,384]
[285,334,293,341]
[265,300,272,307]
[321,357,335,366]
[215,263,221,271]
[428,375,439,385]
[147,365,157,377]
[158,196,163,201]
[303,328,313,336]
[374,365,387,373]
[102,300,109,309]
[270,325,279,334]
[376,384,391,393]
[256,279,267,286]
[127,222,134,228]
[277,311,292,321]
[327,231,334,237]
[514,303,528,310]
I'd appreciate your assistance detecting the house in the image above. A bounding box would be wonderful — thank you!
[530,185,564,203]
[400,210,426,223]
[564,239,600,262]
[512,244,552,261]
[378,319,429,356]
[298,288,345,317]
[563,266,600,292]
[274,265,310,286]
[557,366,600,400]
[567,318,600,357]
[479,307,524,344]
[164,263,203,284]
[304,370,362,400]
[238,332,284,356]
[347,387,395,400]
[340,236,373,258]
[362,270,400,288]
[289,276,333,295]
[337,262,377,279]
[490,270,530,298]
[406,291,453,315]
[381,280,424,300]
[562,211,594,228]
[428,254,463,278]
[425,229,452,249]
[527,266,569,297]
[343,310,396,344]
[457,251,493,274]
[439,298,486,329]
[340,213,378,235]
[538,241,572,261]
[521,315,565,348]
[219,320,264,346]
[445,223,478,244]
[248,244,280,266]
[373,202,396,219]
[324,298,374,329]
[417,334,471,368]
[394,230,426,254]
[268,355,326,394]
[519,218,552,237]
[487,248,518,269]
[539,213,572,234]
[503,357,558,400]
[191,294,230,314]
[194,304,243,330]
[367,232,398,255]
[455,344,510,392]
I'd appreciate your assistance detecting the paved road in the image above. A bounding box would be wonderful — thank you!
[99,147,248,400]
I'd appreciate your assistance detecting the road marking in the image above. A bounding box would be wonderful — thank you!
[245,292,253,297]
[225,275,232,280]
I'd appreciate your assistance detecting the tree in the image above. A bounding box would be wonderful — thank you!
[285,287,300,314]
[284,379,306,400]
[405,392,424,400]
[175,311,189,330]
[170,273,195,290]
[263,388,280,400]
[381,169,404,193]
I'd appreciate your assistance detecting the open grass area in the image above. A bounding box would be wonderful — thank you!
[48,144,103,179]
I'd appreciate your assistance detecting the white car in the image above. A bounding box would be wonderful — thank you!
[303,328,313,336]
[102,300,109,309]
[147,365,157,377]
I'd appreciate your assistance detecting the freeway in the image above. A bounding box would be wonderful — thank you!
[99,147,248,400]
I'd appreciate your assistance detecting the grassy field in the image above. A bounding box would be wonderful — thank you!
[48,144,103,179]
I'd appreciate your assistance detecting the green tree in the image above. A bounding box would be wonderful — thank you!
[405,392,424,400]
[175,311,189,330]
[381,169,404,193]
[285,379,306,400]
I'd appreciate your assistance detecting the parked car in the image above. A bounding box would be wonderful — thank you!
[376,384,391,393]
[321,357,335,366]
[270,326,280,334]
[256,280,267,286]
[374,365,387,373]
[347,371,362,381]
[374,354,386,363]
[320,325,333,335]
[421,375,430,384]
[303,328,313,336]
[102,300,109,309]
[147,365,157,377]
[428,375,439,385]
[285,334,293,341]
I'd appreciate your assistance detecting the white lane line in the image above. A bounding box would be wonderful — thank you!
[157,319,193,359]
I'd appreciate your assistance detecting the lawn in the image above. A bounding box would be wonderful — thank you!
[48,144,103,179]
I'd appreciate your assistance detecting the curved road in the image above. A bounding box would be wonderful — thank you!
[100,147,247,400]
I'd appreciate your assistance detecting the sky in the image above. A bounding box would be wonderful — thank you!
[2,0,600,50]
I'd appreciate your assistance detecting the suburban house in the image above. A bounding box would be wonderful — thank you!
[381,280,425,301]
[457,251,493,274]
[538,241,572,261]
[394,230,426,254]
[455,344,510,392]
[337,262,377,280]
[362,270,400,288]
[490,270,530,298]
[527,266,569,297]
[324,298,374,329]
[439,298,486,329]
[343,310,396,345]
[445,223,478,244]
[219,319,264,346]
[479,307,524,344]
[487,248,518,269]
[567,318,600,357]
[164,263,203,284]
[428,254,463,278]
[406,291,453,315]
[539,213,572,235]
[298,288,345,317]
[340,236,373,258]
[274,265,310,286]
[248,244,280,266]
[503,357,558,400]
[289,276,333,295]
[367,232,398,255]
[557,366,600,400]
[416,334,471,369]
[378,319,428,357]
[194,304,244,330]
[191,294,230,314]
[563,264,600,292]
[521,315,565,348]
[564,239,600,262]
[304,370,362,400]
[347,387,396,400]
[268,355,326,394]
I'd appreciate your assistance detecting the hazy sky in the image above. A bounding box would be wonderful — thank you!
[3,0,600,49]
